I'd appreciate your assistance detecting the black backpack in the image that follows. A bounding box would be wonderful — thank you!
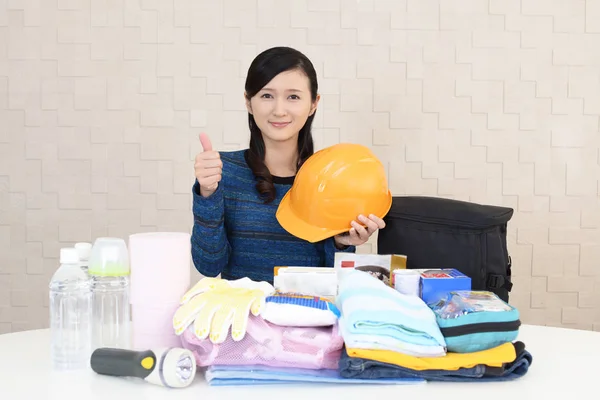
[377,196,514,302]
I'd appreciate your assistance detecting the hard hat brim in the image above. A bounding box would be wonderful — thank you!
[276,189,393,244]
[276,190,349,243]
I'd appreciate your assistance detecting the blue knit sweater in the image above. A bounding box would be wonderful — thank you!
[191,149,356,284]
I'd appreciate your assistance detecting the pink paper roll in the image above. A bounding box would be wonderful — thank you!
[128,232,191,305]
[132,303,180,333]
[128,232,191,349]
[131,303,181,350]
[132,332,183,351]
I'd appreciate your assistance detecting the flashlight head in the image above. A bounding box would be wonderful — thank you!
[150,348,197,388]
[174,351,195,382]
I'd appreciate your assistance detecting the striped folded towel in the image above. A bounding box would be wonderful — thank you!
[337,270,446,350]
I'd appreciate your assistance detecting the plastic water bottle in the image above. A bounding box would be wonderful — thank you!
[49,247,92,370]
[89,237,131,350]
[75,242,92,274]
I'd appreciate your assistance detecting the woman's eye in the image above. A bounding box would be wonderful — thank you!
[261,93,273,99]
[289,95,300,100]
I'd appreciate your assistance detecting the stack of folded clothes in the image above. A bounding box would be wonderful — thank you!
[172,271,532,385]
[173,276,423,385]
[339,341,531,382]
[336,270,533,382]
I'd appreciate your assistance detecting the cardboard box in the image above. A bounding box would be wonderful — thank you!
[334,253,407,286]
[417,268,471,304]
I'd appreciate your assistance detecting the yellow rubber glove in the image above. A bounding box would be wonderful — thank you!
[173,278,271,344]
[178,277,230,304]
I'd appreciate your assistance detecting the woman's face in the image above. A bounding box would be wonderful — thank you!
[246,69,319,144]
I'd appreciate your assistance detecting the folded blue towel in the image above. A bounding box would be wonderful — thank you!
[205,364,425,386]
[337,270,446,349]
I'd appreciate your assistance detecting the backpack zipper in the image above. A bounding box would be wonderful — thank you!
[440,320,521,337]
[386,212,513,229]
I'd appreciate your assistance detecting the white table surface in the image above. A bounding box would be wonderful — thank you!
[1,324,597,399]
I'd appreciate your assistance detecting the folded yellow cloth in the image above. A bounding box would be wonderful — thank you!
[346,342,517,371]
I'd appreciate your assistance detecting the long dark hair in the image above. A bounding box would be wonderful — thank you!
[244,46,319,203]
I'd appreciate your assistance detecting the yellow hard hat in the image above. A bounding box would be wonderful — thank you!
[276,143,392,243]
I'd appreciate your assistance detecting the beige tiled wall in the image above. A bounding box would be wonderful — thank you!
[1,0,599,333]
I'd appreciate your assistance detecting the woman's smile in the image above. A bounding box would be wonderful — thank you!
[269,121,291,128]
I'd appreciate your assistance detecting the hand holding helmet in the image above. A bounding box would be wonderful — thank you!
[333,213,386,248]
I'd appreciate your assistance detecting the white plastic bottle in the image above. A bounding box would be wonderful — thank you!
[75,242,92,274]
[89,238,131,350]
[49,247,92,370]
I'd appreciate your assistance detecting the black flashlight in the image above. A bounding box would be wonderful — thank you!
[90,347,197,388]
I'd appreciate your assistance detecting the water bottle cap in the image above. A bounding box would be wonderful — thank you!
[88,237,130,277]
[60,248,80,264]
[75,242,92,261]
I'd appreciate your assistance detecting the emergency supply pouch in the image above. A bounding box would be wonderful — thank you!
[430,290,521,353]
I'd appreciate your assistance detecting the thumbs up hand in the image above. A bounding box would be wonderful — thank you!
[194,133,222,197]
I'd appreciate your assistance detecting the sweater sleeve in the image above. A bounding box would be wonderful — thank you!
[190,180,231,277]
[322,237,356,267]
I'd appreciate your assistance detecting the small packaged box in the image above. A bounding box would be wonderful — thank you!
[273,266,338,300]
[334,253,407,286]
[417,268,472,304]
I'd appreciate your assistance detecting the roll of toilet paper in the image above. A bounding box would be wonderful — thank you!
[131,303,181,350]
[129,232,191,305]
[392,269,421,297]
[132,303,180,333]
[132,332,183,351]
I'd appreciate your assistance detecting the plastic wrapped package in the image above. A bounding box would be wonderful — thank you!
[429,291,521,353]
[179,314,344,370]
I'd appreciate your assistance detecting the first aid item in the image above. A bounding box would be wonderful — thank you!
[91,347,196,388]
[377,195,514,301]
[430,290,521,353]
[173,277,274,344]
[337,270,446,351]
[261,293,341,327]
[88,237,131,350]
[392,269,421,296]
[180,313,344,370]
[418,269,471,304]
[129,232,191,349]
[49,247,92,370]
[276,143,392,243]
[205,364,424,386]
[273,266,337,299]
[334,253,407,286]
[75,242,92,274]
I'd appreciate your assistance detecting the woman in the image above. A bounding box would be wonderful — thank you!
[191,46,385,283]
